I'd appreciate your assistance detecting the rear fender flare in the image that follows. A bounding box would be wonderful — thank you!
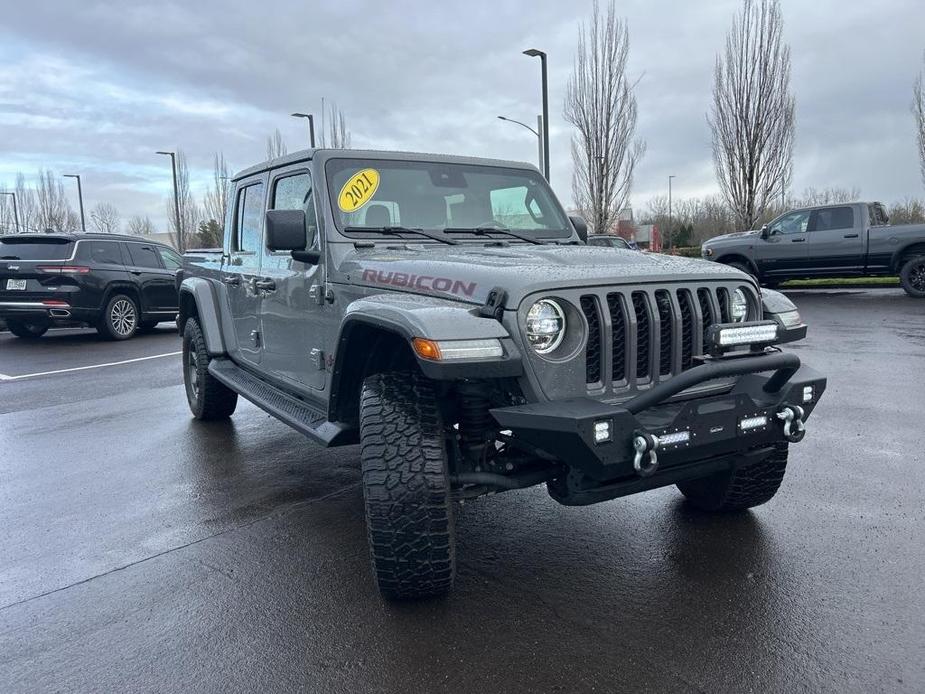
[179,277,226,355]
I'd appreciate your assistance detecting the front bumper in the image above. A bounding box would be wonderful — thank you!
[491,351,825,499]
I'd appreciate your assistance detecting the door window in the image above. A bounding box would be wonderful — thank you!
[812,206,854,232]
[768,210,810,235]
[126,243,163,268]
[271,172,317,248]
[80,241,124,265]
[233,182,266,254]
[157,247,182,270]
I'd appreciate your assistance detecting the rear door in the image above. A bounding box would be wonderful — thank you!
[258,167,327,390]
[224,175,267,368]
[805,205,863,273]
[75,240,127,310]
[752,209,811,277]
[123,241,175,311]
[0,236,75,303]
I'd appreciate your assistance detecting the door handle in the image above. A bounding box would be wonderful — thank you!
[130,270,142,275]
[222,276,241,286]
[254,278,276,292]
[843,233,859,238]
[790,238,806,243]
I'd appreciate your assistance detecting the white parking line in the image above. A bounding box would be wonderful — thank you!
[0,351,182,381]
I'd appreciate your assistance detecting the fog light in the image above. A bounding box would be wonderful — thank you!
[593,419,612,444]
[739,415,768,431]
[658,430,690,446]
[802,385,814,403]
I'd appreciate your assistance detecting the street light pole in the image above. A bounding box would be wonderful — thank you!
[667,175,676,252]
[63,174,86,232]
[0,192,20,233]
[290,113,316,147]
[156,151,183,252]
[523,49,549,181]
[497,115,543,172]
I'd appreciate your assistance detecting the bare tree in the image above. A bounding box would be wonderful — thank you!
[166,149,200,251]
[794,186,860,207]
[35,169,77,232]
[266,129,288,160]
[887,196,925,225]
[564,0,645,234]
[90,202,121,234]
[321,102,351,149]
[914,58,925,190]
[203,152,231,232]
[709,0,795,231]
[126,215,156,235]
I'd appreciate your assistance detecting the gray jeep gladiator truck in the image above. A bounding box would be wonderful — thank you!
[701,202,925,296]
[177,149,826,599]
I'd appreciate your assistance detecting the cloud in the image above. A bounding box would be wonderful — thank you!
[0,0,923,232]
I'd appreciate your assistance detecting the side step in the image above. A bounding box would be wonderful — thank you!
[208,358,354,447]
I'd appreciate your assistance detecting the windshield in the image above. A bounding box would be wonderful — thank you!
[0,237,74,260]
[325,158,570,240]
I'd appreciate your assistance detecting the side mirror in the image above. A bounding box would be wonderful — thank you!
[266,209,320,265]
[569,215,588,243]
[760,224,770,239]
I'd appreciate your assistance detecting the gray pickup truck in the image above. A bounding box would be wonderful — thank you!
[177,148,826,599]
[701,202,925,296]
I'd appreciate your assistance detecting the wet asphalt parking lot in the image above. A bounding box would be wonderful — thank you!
[1,288,923,693]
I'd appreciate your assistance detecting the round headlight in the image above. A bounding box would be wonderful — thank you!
[731,289,748,322]
[526,299,566,354]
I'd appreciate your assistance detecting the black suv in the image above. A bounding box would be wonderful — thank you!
[0,233,182,340]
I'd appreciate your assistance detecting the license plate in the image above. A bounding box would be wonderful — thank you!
[5,279,26,290]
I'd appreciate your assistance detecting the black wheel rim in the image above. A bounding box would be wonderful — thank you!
[187,347,200,400]
[910,262,925,292]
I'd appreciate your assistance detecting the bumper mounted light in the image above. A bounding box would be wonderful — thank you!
[706,320,779,355]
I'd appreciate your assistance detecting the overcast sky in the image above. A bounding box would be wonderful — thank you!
[1,0,923,231]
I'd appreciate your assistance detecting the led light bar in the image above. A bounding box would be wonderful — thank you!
[739,415,768,431]
[412,337,503,362]
[658,430,690,446]
[706,320,779,354]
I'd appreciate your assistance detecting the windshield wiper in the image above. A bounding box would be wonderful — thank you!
[442,226,546,245]
[344,225,458,245]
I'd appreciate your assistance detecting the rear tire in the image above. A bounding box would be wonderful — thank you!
[899,256,925,298]
[97,294,139,340]
[677,443,789,512]
[182,318,238,420]
[359,371,455,600]
[6,319,49,339]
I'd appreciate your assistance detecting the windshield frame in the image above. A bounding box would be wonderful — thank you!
[323,156,573,242]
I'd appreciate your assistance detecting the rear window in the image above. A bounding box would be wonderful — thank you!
[0,237,75,261]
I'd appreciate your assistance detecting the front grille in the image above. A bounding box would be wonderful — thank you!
[581,285,741,394]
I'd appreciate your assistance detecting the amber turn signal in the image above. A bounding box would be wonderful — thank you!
[412,338,442,361]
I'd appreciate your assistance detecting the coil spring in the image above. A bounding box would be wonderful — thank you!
[457,382,494,461]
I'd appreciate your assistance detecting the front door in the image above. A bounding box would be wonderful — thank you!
[223,176,267,368]
[753,209,811,277]
[123,241,175,310]
[258,167,327,390]
[806,205,863,273]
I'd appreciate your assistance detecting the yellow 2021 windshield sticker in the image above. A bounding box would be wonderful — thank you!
[338,168,380,212]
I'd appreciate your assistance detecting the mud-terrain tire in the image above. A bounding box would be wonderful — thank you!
[899,256,925,298]
[6,319,49,339]
[359,371,455,600]
[677,442,789,512]
[96,293,139,340]
[182,318,238,420]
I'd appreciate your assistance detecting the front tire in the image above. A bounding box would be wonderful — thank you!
[6,319,49,339]
[899,256,925,298]
[677,443,789,512]
[97,294,139,340]
[182,318,238,420]
[359,371,455,600]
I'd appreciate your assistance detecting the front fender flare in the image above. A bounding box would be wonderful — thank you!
[179,277,226,355]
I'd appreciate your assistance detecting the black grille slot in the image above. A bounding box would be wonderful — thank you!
[716,287,731,323]
[580,296,601,384]
[607,293,627,382]
[678,290,696,370]
[655,290,673,376]
[631,292,651,380]
[697,288,715,346]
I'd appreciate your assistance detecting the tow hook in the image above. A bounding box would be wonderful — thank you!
[777,405,806,443]
[632,432,660,477]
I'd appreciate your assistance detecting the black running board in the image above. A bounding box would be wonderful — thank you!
[208,358,354,447]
